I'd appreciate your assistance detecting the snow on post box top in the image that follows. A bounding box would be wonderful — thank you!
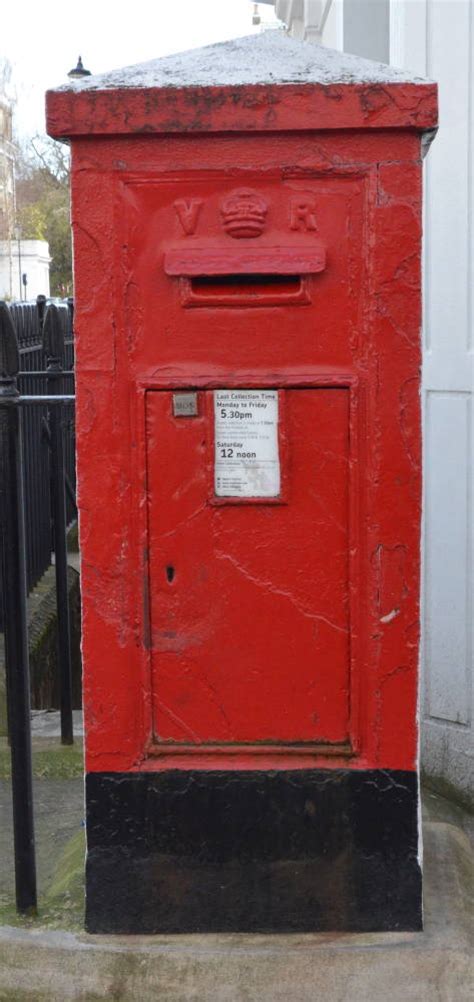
[46,30,437,140]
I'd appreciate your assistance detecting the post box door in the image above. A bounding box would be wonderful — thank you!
[146,387,351,746]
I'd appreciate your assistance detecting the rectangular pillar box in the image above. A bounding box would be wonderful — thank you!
[47,32,437,934]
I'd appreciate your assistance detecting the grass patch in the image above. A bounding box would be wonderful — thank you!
[0,738,84,780]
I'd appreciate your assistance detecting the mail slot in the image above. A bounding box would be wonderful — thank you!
[46,31,437,934]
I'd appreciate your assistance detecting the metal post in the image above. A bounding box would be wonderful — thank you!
[43,304,74,745]
[40,414,77,511]
[0,301,37,914]
[16,238,21,300]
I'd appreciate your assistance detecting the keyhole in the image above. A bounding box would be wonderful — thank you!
[166,565,175,583]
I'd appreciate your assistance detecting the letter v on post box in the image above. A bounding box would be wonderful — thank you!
[173,198,203,235]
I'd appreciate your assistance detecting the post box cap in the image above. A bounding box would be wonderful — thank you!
[46,30,437,140]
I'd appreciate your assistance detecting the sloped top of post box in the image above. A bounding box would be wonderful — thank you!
[46,30,437,140]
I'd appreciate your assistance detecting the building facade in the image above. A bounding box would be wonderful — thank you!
[0,92,51,300]
[0,238,51,300]
[0,97,16,297]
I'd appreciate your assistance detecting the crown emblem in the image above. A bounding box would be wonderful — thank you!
[220,188,268,239]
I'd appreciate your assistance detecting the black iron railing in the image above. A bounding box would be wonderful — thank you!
[6,298,76,601]
[0,297,76,915]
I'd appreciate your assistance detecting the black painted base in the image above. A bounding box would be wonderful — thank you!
[85,769,422,934]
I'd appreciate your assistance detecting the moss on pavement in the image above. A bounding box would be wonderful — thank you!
[0,737,85,930]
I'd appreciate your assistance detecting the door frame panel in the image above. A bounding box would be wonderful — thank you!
[132,369,365,769]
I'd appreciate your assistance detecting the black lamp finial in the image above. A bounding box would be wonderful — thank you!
[68,56,91,79]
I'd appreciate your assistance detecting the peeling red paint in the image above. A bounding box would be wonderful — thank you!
[46,81,437,139]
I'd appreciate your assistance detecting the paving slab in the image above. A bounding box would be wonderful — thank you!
[30,709,84,739]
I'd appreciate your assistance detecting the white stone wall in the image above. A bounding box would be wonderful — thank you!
[275,1,336,41]
[388,0,473,809]
[272,0,474,805]
[0,239,51,300]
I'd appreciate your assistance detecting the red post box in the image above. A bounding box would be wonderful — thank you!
[47,32,437,934]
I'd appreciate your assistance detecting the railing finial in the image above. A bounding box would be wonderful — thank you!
[42,303,64,364]
[36,295,47,334]
[0,301,20,392]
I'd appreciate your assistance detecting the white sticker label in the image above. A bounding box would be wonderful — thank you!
[214,390,280,498]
